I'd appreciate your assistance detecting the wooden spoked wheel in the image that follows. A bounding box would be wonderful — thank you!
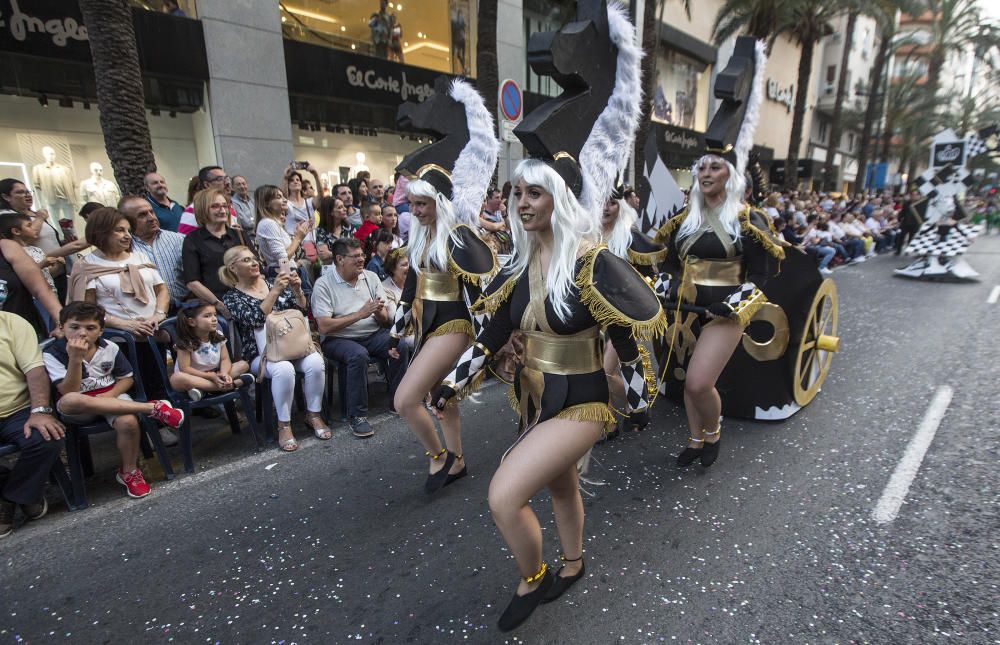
[792,278,840,406]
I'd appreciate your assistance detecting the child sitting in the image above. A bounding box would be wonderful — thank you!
[168,300,254,401]
[0,212,60,292]
[43,302,185,499]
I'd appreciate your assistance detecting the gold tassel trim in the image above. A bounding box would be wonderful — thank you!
[576,247,669,341]
[471,272,519,314]
[654,209,689,244]
[555,402,617,431]
[454,369,487,400]
[507,384,520,414]
[731,289,768,327]
[637,344,657,396]
[446,226,498,286]
[627,246,668,266]
[425,319,475,342]
[739,208,785,260]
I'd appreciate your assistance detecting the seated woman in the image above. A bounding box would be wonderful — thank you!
[380,247,414,354]
[0,212,62,337]
[315,196,356,271]
[220,245,329,451]
[181,188,248,318]
[253,184,308,279]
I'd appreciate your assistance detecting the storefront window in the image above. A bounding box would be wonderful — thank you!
[280,0,475,76]
[129,0,198,19]
[651,48,711,132]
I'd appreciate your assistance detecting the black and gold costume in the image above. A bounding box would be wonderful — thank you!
[390,224,496,353]
[623,229,667,280]
[654,205,785,327]
[438,246,664,433]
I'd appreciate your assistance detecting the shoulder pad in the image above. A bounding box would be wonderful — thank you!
[653,208,688,244]
[740,207,786,260]
[627,230,667,266]
[448,225,497,283]
[471,262,522,313]
[576,247,666,340]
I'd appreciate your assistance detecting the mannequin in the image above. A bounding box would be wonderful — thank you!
[78,162,121,206]
[349,152,370,180]
[31,146,77,222]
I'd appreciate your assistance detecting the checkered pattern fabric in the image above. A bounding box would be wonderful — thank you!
[966,134,988,158]
[446,342,490,393]
[725,282,760,308]
[472,310,491,338]
[652,271,672,300]
[390,301,412,339]
[915,165,970,204]
[619,359,649,412]
[904,222,982,257]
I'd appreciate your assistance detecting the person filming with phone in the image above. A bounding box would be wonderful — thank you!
[311,238,409,438]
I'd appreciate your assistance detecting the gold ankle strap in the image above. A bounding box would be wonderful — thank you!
[703,427,720,436]
[454,453,463,460]
[425,448,447,460]
[688,437,705,443]
[524,562,548,584]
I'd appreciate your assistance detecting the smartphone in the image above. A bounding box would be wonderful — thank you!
[278,258,291,275]
[294,161,309,170]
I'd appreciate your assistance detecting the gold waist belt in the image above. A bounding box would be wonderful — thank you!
[522,331,602,375]
[686,257,742,287]
[416,270,461,301]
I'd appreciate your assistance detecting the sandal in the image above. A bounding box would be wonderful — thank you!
[305,414,332,440]
[277,424,298,452]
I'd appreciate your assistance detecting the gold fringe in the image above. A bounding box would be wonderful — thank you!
[425,319,475,342]
[507,384,520,414]
[739,208,786,260]
[627,246,668,266]
[732,289,768,327]
[555,402,617,431]
[471,272,519,314]
[637,344,657,396]
[447,226,498,286]
[654,209,689,244]
[576,246,669,341]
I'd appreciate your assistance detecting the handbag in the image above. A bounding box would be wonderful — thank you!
[257,308,317,378]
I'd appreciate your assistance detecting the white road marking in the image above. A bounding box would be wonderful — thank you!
[987,285,1000,304]
[872,385,953,525]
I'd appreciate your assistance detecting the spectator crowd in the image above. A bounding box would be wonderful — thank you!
[1,160,995,538]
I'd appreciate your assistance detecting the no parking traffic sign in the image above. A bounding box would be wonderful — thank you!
[499,78,522,143]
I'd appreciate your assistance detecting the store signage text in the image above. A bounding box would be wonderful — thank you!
[662,128,699,150]
[346,65,433,102]
[932,141,965,167]
[0,0,88,48]
[766,79,794,113]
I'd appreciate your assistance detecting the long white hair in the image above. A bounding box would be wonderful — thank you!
[676,154,746,243]
[406,178,463,272]
[508,159,599,322]
[604,198,638,258]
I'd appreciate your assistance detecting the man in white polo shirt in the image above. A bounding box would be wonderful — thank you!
[311,237,410,437]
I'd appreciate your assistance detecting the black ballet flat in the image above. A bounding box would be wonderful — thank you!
[444,466,468,487]
[542,557,585,603]
[700,438,721,467]
[424,450,456,494]
[498,568,553,632]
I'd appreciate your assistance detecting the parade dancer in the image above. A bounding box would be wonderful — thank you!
[653,37,784,468]
[430,1,661,631]
[599,183,664,439]
[388,76,500,494]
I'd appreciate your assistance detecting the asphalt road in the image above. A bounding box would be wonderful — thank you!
[3,236,999,644]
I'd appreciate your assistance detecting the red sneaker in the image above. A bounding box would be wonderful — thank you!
[116,468,151,499]
[149,400,185,429]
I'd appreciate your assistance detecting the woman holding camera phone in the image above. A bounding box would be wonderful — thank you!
[253,184,309,280]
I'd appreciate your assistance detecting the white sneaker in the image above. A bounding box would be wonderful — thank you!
[820,267,833,276]
[188,388,203,402]
[851,256,866,264]
[158,426,179,447]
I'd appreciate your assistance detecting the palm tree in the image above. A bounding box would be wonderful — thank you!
[778,0,842,189]
[476,0,498,126]
[636,0,690,166]
[922,0,998,105]
[820,8,858,191]
[713,0,785,47]
[78,0,155,196]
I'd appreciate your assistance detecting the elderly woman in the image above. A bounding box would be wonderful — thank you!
[182,188,248,317]
[253,184,308,278]
[220,245,328,451]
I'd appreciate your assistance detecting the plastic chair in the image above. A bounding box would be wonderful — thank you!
[146,317,264,473]
[48,329,174,509]
[323,353,389,421]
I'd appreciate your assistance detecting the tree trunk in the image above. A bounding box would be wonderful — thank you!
[78,0,155,196]
[880,97,895,162]
[476,0,499,127]
[785,39,815,190]
[856,26,890,189]
[635,0,659,171]
[821,10,857,191]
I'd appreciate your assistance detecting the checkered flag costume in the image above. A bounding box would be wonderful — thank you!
[966,125,997,159]
[439,342,491,399]
[619,354,651,412]
[652,271,672,299]
[904,222,981,258]
[389,300,412,340]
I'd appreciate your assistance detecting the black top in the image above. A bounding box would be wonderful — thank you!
[0,246,46,338]
[182,226,246,300]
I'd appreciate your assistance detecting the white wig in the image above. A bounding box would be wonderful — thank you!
[509,159,599,322]
[676,154,747,243]
[604,198,638,258]
[406,178,463,273]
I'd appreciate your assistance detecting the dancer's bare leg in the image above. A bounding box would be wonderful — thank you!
[488,418,602,594]
[393,332,471,474]
[548,465,585,578]
[683,321,742,446]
